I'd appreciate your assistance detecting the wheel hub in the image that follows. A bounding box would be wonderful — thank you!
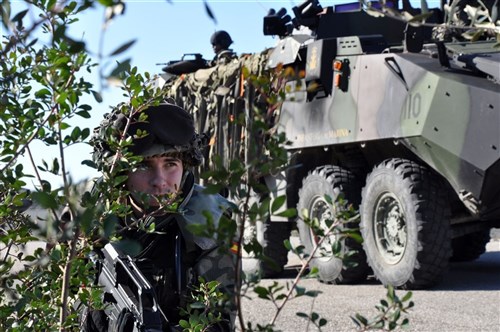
[309,195,338,261]
[374,192,407,264]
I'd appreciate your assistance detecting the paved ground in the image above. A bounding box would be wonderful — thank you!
[240,229,500,332]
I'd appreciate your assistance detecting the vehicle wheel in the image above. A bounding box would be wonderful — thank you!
[451,229,490,262]
[238,192,290,278]
[360,158,451,289]
[297,165,370,284]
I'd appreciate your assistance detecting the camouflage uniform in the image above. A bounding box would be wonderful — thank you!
[122,174,236,330]
[208,49,237,67]
[81,173,237,332]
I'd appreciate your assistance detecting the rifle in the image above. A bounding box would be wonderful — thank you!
[92,243,165,332]
[159,53,209,75]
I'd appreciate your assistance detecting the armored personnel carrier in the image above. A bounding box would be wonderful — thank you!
[267,0,499,289]
[161,0,500,289]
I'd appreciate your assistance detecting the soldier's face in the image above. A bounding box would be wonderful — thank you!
[127,155,184,207]
[212,43,223,54]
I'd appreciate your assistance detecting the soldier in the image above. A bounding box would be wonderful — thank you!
[209,30,237,66]
[82,103,237,331]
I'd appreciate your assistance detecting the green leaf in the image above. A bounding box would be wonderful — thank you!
[354,313,368,325]
[79,206,96,235]
[276,208,296,218]
[207,280,219,290]
[401,291,413,302]
[324,194,333,205]
[35,88,51,98]
[109,39,136,56]
[71,127,81,141]
[31,191,58,209]
[91,90,103,103]
[11,9,28,23]
[81,128,91,140]
[1,1,11,30]
[331,239,341,255]
[108,59,131,79]
[203,0,217,24]
[67,38,86,53]
[178,320,190,328]
[97,0,115,6]
[296,312,308,318]
[51,158,60,175]
[259,197,270,217]
[189,301,205,309]
[81,159,97,169]
[393,309,401,321]
[113,175,128,186]
[47,0,57,10]
[295,285,305,296]
[60,122,71,130]
[271,195,286,214]
[53,24,66,41]
[305,290,321,297]
[387,284,395,300]
[254,286,270,300]
[76,110,91,118]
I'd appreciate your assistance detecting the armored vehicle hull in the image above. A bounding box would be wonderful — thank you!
[281,43,500,222]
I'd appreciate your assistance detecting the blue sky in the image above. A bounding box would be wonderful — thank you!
[5,0,434,189]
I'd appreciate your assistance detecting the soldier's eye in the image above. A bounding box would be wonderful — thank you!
[136,162,151,171]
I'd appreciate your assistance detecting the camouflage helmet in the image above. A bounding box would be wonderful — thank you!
[91,103,203,171]
[210,30,233,49]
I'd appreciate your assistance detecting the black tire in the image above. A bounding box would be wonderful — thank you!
[297,165,370,284]
[451,229,491,262]
[360,159,451,289]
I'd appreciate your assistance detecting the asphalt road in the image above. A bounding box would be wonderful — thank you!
[240,236,500,332]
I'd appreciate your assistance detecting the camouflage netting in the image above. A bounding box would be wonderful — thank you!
[161,49,272,174]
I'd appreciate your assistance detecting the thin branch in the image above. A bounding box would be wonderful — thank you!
[59,215,80,332]
[235,175,251,332]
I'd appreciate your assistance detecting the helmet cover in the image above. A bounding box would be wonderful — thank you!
[210,30,233,49]
[91,103,203,170]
